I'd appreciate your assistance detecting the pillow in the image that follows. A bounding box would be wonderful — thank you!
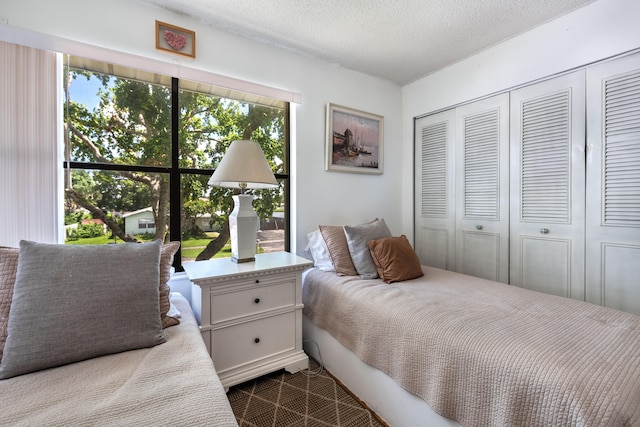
[305,230,335,272]
[319,225,358,276]
[0,246,19,364]
[159,241,181,328]
[0,240,166,379]
[167,292,182,319]
[343,218,392,279]
[367,235,424,283]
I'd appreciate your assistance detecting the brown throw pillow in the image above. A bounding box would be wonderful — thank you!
[0,246,19,363]
[367,235,424,283]
[160,241,181,328]
[319,225,358,276]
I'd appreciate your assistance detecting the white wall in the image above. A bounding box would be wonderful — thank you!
[0,0,404,256]
[5,0,637,253]
[401,0,640,238]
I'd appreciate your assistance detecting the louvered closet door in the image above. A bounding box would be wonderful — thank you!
[455,94,510,283]
[509,71,586,299]
[586,53,640,315]
[414,109,456,269]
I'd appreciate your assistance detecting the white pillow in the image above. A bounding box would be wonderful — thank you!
[168,292,182,318]
[305,229,335,272]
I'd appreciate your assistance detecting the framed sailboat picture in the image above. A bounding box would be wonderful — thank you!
[325,103,383,174]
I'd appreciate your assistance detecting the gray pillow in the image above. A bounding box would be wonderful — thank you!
[344,218,392,279]
[0,240,165,379]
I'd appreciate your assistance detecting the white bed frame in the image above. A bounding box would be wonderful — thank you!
[302,314,461,427]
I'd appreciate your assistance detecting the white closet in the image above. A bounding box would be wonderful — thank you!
[414,94,509,283]
[414,108,456,271]
[509,71,586,299]
[585,53,640,315]
[454,94,510,283]
[415,52,640,315]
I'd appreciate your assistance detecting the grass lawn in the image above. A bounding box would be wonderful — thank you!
[65,233,235,259]
[181,244,233,259]
[65,235,128,245]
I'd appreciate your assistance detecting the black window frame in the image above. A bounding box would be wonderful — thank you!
[64,76,291,271]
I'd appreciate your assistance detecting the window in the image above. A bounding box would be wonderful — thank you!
[63,57,289,269]
[138,219,156,229]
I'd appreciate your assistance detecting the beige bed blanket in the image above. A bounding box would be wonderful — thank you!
[0,294,238,427]
[302,266,640,427]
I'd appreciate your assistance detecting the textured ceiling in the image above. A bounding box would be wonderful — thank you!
[139,0,596,85]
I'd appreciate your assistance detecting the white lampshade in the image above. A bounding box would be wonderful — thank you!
[207,140,278,191]
[208,140,278,263]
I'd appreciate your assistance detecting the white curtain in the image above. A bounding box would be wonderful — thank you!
[0,41,61,247]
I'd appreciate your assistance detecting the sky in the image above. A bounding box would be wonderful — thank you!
[332,110,380,149]
[68,74,103,111]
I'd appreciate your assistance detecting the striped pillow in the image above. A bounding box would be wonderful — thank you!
[0,246,19,363]
[319,225,358,276]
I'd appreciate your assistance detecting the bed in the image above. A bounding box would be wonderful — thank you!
[0,241,238,427]
[302,266,640,427]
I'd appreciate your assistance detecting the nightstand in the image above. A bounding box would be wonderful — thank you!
[183,252,313,390]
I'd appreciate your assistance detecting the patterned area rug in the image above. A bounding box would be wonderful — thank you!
[227,358,388,427]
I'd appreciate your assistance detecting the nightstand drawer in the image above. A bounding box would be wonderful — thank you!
[210,278,295,322]
[211,312,295,372]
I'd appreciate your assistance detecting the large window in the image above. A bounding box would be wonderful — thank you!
[63,57,289,269]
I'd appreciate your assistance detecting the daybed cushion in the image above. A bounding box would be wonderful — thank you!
[160,241,181,328]
[343,218,392,279]
[0,293,238,426]
[0,240,166,380]
[367,235,424,283]
[0,246,19,363]
[319,225,358,276]
[306,229,335,272]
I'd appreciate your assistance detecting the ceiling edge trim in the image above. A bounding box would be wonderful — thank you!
[0,24,302,105]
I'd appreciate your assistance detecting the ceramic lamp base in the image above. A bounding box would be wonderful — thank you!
[229,194,259,263]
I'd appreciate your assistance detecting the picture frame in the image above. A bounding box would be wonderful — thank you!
[156,20,196,58]
[325,103,384,174]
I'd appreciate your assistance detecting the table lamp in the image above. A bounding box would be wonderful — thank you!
[207,140,278,262]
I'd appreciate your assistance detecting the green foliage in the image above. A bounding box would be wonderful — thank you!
[65,234,152,245]
[65,235,119,245]
[253,187,282,220]
[134,232,156,241]
[64,211,86,225]
[67,223,105,240]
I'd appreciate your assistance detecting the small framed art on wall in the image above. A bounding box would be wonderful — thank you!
[156,20,196,58]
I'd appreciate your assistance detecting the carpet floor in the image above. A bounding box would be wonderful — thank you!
[227,358,388,427]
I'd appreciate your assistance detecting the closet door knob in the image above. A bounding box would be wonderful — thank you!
[254,298,260,304]
[254,338,260,344]
[540,228,549,234]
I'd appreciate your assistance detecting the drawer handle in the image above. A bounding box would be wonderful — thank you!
[476,225,483,230]
[540,228,549,234]
[254,338,260,344]
[254,298,260,304]
[255,279,260,284]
